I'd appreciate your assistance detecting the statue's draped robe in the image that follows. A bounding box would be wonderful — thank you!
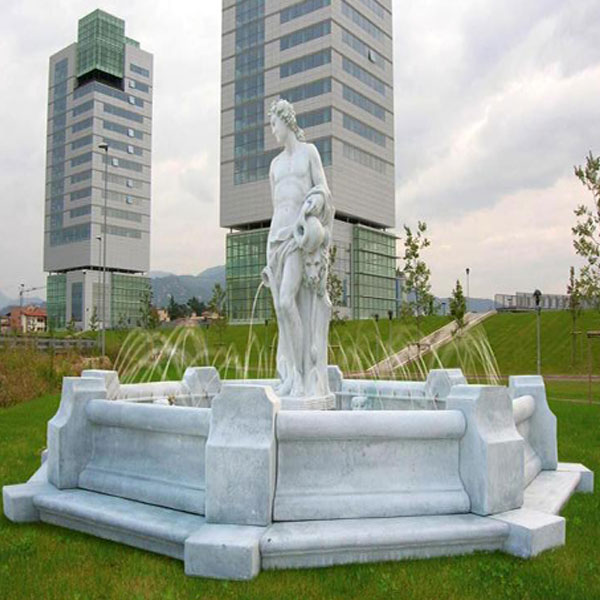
[263,183,334,397]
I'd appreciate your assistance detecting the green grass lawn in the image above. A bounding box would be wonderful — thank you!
[1,394,598,599]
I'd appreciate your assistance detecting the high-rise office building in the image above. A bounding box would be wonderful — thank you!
[44,9,153,330]
[221,0,396,322]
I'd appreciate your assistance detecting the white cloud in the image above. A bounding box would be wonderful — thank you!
[425,176,588,298]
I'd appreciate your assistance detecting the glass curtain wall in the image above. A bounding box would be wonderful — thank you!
[46,274,67,329]
[77,10,125,79]
[352,225,396,319]
[233,0,266,185]
[110,274,150,328]
[226,229,271,322]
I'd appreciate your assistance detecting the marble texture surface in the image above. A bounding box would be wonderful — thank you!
[205,384,280,526]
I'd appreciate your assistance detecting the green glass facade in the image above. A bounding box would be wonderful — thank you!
[226,229,272,322]
[46,274,67,329]
[110,273,151,328]
[351,225,396,320]
[77,10,126,79]
[226,224,396,322]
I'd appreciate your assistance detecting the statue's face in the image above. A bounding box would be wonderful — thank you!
[270,114,289,145]
[304,251,323,289]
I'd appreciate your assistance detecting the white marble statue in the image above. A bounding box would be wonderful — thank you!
[261,99,334,400]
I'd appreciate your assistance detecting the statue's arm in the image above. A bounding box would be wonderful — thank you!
[306,144,331,214]
[269,159,276,207]
[308,143,328,190]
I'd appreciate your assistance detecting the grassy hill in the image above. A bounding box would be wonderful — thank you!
[421,310,600,377]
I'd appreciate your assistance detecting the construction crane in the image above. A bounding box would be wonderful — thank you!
[19,284,46,308]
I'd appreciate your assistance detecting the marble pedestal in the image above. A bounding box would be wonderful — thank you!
[278,393,335,411]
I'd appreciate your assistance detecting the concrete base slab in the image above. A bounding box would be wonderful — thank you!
[260,514,509,570]
[185,524,265,580]
[523,470,581,515]
[2,482,59,522]
[33,489,205,560]
[278,393,335,411]
[492,508,565,557]
[558,462,594,493]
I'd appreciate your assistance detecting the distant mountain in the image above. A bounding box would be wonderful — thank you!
[151,265,226,307]
[148,270,175,279]
[0,290,10,311]
[0,291,45,312]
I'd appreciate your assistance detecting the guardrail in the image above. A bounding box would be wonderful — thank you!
[0,336,96,352]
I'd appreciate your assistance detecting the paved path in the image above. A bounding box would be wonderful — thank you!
[364,311,497,378]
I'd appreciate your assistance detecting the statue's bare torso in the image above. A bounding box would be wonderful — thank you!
[269,143,313,240]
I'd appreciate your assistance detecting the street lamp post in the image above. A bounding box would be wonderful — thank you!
[533,289,542,375]
[95,235,102,347]
[98,142,109,357]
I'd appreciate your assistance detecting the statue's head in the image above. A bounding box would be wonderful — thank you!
[269,98,306,143]
[303,247,326,294]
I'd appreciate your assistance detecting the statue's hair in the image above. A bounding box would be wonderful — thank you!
[268,98,306,142]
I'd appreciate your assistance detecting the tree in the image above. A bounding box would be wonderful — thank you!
[66,317,76,334]
[327,245,344,321]
[449,279,467,331]
[139,288,160,329]
[572,152,600,308]
[187,296,206,316]
[89,306,99,333]
[402,221,434,326]
[208,283,226,316]
[167,295,188,321]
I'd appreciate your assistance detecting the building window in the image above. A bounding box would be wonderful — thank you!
[234,101,264,132]
[70,187,92,201]
[281,0,330,24]
[103,102,144,123]
[235,46,264,78]
[70,204,92,218]
[71,152,93,167]
[343,113,386,147]
[72,100,94,117]
[296,106,332,129]
[343,142,387,173]
[235,20,264,52]
[342,56,386,95]
[130,63,150,77]
[112,157,119,167]
[71,135,93,150]
[342,85,385,120]
[280,49,331,79]
[72,117,93,133]
[342,29,385,70]
[235,74,264,104]
[280,78,332,104]
[49,223,91,247]
[358,0,385,19]
[280,20,331,51]
[236,0,265,26]
[341,1,384,41]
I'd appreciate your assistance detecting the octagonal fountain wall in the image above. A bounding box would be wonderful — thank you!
[3,365,593,579]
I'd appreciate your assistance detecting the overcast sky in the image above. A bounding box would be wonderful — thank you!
[1,0,598,302]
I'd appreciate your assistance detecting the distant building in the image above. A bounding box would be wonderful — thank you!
[5,306,48,333]
[44,10,153,331]
[495,292,569,311]
[220,0,397,322]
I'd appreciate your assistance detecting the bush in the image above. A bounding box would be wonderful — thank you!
[0,347,105,408]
